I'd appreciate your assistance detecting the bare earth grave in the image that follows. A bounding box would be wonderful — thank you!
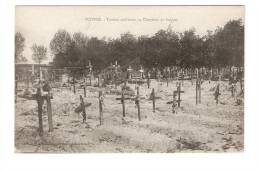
[15,79,243,153]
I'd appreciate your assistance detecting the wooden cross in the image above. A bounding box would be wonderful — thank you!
[139,65,144,79]
[114,60,120,72]
[152,88,155,112]
[135,86,141,121]
[174,84,184,107]
[73,75,76,93]
[214,84,221,104]
[230,83,236,97]
[34,85,54,136]
[147,71,150,88]
[172,90,177,114]
[196,78,202,104]
[113,60,120,88]
[88,61,93,71]
[80,95,86,123]
[36,88,44,136]
[181,70,184,86]
[99,91,104,125]
[86,61,93,86]
[127,65,133,79]
[121,88,126,117]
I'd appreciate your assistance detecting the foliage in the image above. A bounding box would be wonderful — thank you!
[50,19,244,70]
[31,44,47,64]
[15,32,27,63]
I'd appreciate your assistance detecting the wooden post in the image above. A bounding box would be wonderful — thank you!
[199,79,201,104]
[15,79,18,102]
[84,86,86,97]
[214,84,220,104]
[121,89,125,117]
[169,69,172,80]
[99,91,103,125]
[26,74,29,89]
[80,95,86,123]
[209,68,212,83]
[36,88,43,136]
[136,86,141,121]
[196,80,198,105]
[46,91,53,132]
[174,83,184,107]
[181,71,184,87]
[196,68,199,79]
[191,71,193,86]
[83,75,86,97]
[172,91,176,114]
[73,75,76,94]
[98,75,100,87]
[39,66,42,82]
[240,79,243,93]
[177,85,181,107]
[147,76,150,89]
[152,88,155,112]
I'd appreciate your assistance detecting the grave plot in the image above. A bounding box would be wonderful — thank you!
[15,75,244,153]
[14,8,245,154]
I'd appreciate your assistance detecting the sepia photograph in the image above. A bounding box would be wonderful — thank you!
[15,5,244,153]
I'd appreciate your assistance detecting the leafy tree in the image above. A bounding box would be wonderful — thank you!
[179,28,204,67]
[73,32,88,48]
[15,32,27,63]
[214,19,244,66]
[50,29,72,55]
[50,19,244,70]
[31,44,47,64]
[85,37,108,69]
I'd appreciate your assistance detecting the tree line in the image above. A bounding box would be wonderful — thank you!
[15,19,244,70]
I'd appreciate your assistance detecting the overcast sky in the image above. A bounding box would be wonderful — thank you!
[15,6,244,63]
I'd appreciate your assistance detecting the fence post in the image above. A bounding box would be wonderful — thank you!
[152,88,155,112]
[36,88,43,136]
[46,91,53,132]
[99,91,103,125]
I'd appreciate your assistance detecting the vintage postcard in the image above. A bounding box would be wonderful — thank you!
[15,6,244,153]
